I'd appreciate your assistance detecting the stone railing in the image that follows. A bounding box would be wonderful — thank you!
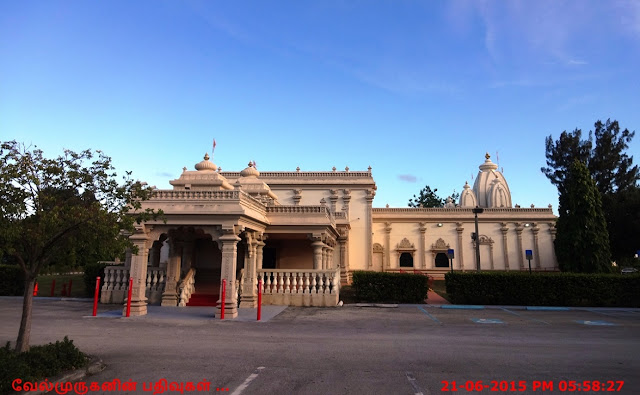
[333,211,347,220]
[100,266,166,305]
[373,207,554,214]
[221,171,372,178]
[257,268,340,307]
[266,205,335,227]
[178,268,196,307]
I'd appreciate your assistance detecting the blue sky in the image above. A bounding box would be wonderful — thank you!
[1,1,639,210]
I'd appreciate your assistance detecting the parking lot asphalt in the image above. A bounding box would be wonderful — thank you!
[1,297,639,394]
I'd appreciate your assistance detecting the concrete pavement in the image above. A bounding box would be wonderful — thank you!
[1,297,639,394]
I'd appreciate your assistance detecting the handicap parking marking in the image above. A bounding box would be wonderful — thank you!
[575,320,617,326]
[500,307,549,325]
[471,318,504,324]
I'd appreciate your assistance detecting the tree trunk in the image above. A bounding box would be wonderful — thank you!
[15,276,36,352]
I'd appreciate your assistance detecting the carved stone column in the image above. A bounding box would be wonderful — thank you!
[240,232,259,308]
[500,223,510,271]
[181,242,194,278]
[342,189,351,217]
[161,240,182,306]
[419,222,426,269]
[256,235,265,270]
[312,239,324,270]
[338,230,349,284]
[365,189,375,269]
[322,246,328,270]
[218,227,241,318]
[532,223,541,269]
[456,222,464,270]
[329,189,338,213]
[293,189,302,206]
[515,223,525,270]
[384,222,392,270]
[548,223,558,270]
[125,225,150,316]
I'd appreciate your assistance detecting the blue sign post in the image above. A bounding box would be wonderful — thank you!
[447,249,455,273]
[525,249,533,274]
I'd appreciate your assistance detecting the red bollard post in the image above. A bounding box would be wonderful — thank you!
[68,279,73,296]
[50,279,56,297]
[220,279,226,320]
[125,277,133,318]
[257,279,262,321]
[92,277,100,317]
[33,282,38,296]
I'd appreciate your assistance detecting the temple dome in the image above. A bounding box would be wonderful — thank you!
[471,153,512,208]
[195,153,218,171]
[169,153,233,190]
[240,162,260,178]
[459,181,478,208]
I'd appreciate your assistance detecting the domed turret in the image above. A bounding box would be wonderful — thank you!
[195,153,218,171]
[471,153,512,208]
[459,181,478,208]
[169,153,233,190]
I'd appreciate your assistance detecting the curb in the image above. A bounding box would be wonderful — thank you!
[11,357,106,395]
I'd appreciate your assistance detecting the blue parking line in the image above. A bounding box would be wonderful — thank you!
[442,305,485,310]
[526,306,570,311]
[417,306,442,323]
[500,307,549,325]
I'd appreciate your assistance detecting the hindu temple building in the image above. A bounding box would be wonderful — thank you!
[100,152,557,317]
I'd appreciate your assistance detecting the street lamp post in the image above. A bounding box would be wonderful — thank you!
[472,206,484,271]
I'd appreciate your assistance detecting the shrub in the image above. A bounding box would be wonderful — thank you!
[0,337,88,394]
[0,265,24,296]
[445,271,640,307]
[352,271,429,303]
[83,262,108,297]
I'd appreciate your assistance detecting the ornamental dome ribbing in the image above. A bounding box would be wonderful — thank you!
[195,153,218,171]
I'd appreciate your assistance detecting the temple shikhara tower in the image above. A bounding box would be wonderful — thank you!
[100,152,557,317]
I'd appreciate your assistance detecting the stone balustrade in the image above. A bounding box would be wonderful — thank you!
[257,268,340,307]
[178,268,196,307]
[100,266,166,305]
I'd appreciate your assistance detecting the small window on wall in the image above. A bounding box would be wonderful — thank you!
[399,252,413,267]
[435,252,449,267]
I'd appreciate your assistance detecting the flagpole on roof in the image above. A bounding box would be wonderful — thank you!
[212,139,217,157]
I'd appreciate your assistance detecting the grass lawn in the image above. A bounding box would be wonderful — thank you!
[35,274,85,298]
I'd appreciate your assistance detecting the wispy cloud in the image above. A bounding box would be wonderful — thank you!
[557,94,596,112]
[398,174,417,183]
[156,171,173,178]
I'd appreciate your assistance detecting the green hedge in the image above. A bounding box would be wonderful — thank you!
[83,262,108,297]
[0,265,24,296]
[445,272,640,307]
[0,337,88,394]
[352,271,429,303]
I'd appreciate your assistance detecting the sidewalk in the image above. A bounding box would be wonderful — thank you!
[427,290,450,304]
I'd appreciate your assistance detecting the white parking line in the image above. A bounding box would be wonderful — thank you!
[231,366,265,395]
[405,371,429,395]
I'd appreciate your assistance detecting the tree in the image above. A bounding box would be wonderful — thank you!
[542,119,640,261]
[0,141,161,352]
[408,185,459,208]
[554,160,611,273]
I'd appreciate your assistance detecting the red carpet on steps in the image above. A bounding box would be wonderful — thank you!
[186,293,219,307]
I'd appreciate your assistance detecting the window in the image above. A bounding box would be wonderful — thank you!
[435,252,449,268]
[399,252,413,267]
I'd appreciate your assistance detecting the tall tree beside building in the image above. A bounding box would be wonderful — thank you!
[555,160,611,273]
[542,119,640,261]
[0,141,162,352]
